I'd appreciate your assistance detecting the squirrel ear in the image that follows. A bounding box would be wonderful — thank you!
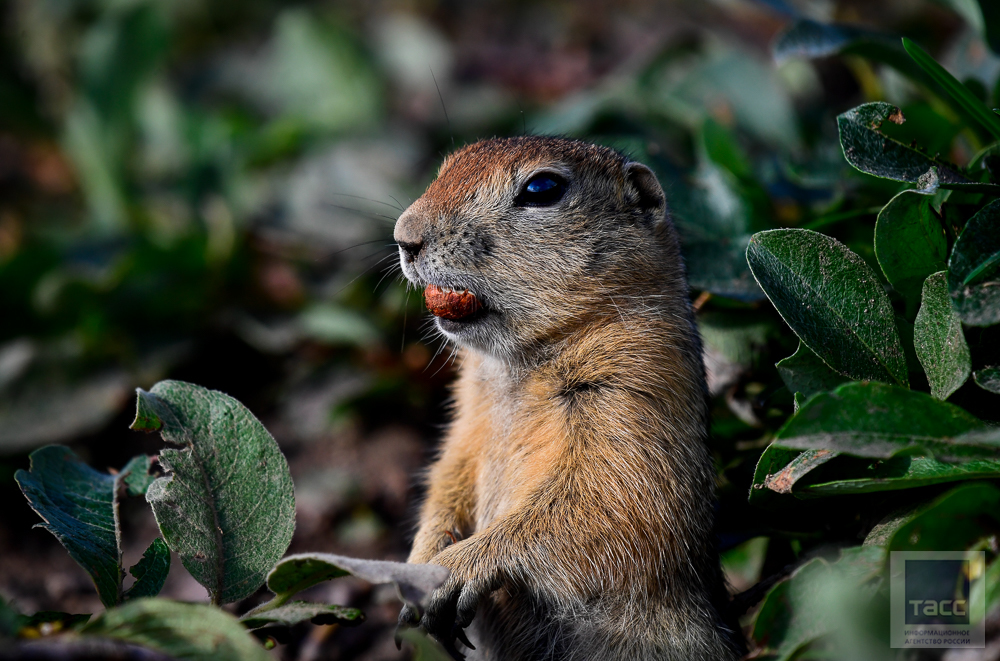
[624,162,666,222]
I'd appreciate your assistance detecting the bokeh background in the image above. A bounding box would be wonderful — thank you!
[1,0,997,659]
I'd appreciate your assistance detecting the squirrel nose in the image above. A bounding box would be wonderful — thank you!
[397,239,423,262]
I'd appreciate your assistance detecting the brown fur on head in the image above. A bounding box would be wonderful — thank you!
[394,136,688,364]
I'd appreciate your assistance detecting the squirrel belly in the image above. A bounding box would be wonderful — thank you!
[394,136,744,660]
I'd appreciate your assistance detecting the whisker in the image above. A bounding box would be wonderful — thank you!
[330,252,400,297]
[322,202,399,223]
[328,192,405,213]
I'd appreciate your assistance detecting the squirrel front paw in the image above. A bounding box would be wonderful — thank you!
[396,548,498,659]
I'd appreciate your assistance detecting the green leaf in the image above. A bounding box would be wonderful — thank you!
[949,198,1000,326]
[131,380,296,605]
[971,555,1000,620]
[973,366,1000,393]
[914,271,971,399]
[721,537,768,591]
[264,553,449,607]
[684,237,764,300]
[902,38,1000,141]
[121,455,155,498]
[397,627,455,661]
[746,229,908,386]
[761,449,838,495]
[82,598,270,661]
[979,0,1000,54]
[887,482,1000,552]
[793,455,1000,497]
[775,342,850,399]
[125,538,170,601]
[15,446,122,608]
[700,117,753,180]
[772,382,1000,461]
[773,20,902,66]
[0,598,19,638]
[749,444,802,508]
[240,601,364,630]
[837,103,995,191]
[873,191,948,311]
[751,546,884,660]
[298,303,381,346]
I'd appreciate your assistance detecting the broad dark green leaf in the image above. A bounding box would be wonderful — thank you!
[240,601,364,630]
[837,103,995,191]
[773,382,1000,461]
[973,366,1000,393]
[746,229,908,386]
[82,598,270,661]
[15,446,121,608]
[887,482,1000,552]
[775,342,850,399]
[902,38,1000,140]
[874,191,947,310]
[265,553,449,607]
[914,271,970,400]
[131,380,295,605]
[125,538,170,601]
[793,455,1000,497]
[751,546,884,661]
[949,198,1000,326]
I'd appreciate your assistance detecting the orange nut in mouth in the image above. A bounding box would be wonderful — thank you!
[424,284,480,320]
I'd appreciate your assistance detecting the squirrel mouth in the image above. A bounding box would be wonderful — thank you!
[424,284,482,321]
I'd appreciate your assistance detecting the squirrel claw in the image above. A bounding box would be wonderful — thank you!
[454,626,475,650]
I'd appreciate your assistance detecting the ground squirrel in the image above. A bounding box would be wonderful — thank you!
[394,136,742,660]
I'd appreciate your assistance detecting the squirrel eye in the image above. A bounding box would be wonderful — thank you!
[515,174,567,207]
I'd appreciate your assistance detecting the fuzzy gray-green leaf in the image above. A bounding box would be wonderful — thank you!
[746,229,908,386]
[914,271,970,400]
[775,342,850,399]
[974,366,1000,393]
[773,382,1000,461]
[125,538,170,600]
[949,198,1000,326]
[266,553,448,606]
[133,380,295,605]
[82,598,270,661]
[874,191,948,311]
[15,445,121,608]
[837,102,978,187]
[120,454,155,497]
[240,601,364,630]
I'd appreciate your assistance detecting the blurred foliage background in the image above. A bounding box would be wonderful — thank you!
[2,0,1000,659]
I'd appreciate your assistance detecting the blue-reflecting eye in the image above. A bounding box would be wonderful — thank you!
[516,174,567,207]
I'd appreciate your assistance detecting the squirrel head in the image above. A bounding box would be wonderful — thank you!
[394,136,686,362]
